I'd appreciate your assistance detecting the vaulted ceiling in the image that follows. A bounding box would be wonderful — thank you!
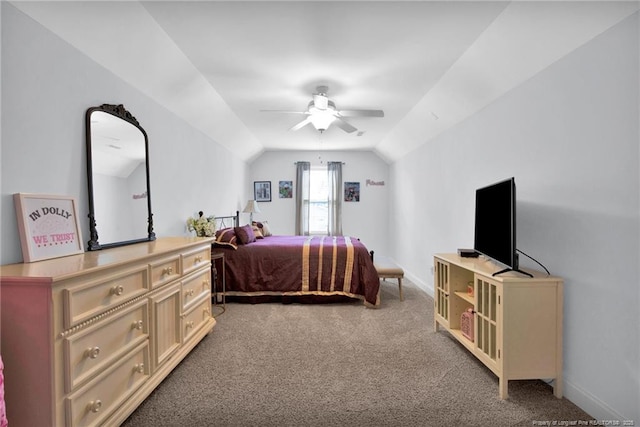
[12,1,639,163]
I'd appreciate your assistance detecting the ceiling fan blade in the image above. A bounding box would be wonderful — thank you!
[261,110,309,115]
[337,109,384,118]
[333,118,357,133]
[312,94,329,110]
[289,117,313,131]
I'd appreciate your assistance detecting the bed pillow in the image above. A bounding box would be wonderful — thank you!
[252,220,272,237]
[214,227,237,249]
[251,224,264,239]
[235,224,256,245]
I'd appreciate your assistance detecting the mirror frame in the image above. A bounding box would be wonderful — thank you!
[85,103,156,250]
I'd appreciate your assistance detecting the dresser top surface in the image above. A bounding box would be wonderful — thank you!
[1,237,214,280]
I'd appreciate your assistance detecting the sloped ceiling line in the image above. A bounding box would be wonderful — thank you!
[11,1,639,163]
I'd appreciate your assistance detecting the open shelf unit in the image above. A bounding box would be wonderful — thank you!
[433,253,563,399]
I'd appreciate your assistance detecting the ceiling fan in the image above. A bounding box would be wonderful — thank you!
[261,86,384,133]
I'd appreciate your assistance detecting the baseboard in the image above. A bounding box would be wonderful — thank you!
[403,268,433,298]
[563,378,631,422]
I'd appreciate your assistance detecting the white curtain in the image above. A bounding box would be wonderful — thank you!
[327,161,343,236]
[295,161,310,235]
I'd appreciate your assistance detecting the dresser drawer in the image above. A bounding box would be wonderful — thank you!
[63,299,148,392]
[182,245,211,276]
[65,342,149,427]
[63,265,149,329]
[183,297,212,343]
[182,269,211,310]
[150,254,181,289]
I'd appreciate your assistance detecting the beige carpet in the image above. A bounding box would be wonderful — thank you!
[121,279,591,427]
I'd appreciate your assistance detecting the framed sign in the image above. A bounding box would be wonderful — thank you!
[254,181,272,202]
[13,193,84,262]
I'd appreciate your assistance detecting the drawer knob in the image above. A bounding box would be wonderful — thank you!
[195,256,202,263]
[87,400,102,413]
[186,320,195,329]
[134,363,145,374]
[203,280,210,289]
[110,285,124,296]
[131,320,144,330]
[162,267,173,276]
[84,346,101,359]
[185,289,195,297]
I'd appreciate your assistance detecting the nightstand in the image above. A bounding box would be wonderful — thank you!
[211,252,226,308]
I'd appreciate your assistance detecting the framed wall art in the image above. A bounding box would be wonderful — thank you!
[279,181,293,198]
[13,193,84,262]
[254,181,272,202]
[344,182,360,202]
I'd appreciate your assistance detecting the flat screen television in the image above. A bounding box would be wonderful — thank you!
[473,177,531,277]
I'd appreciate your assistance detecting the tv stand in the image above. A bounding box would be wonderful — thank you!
[492,267,533,278]
[433,253,563,399]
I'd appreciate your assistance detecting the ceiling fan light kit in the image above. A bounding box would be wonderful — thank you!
[309,111,335,133]
[263,86,384,134]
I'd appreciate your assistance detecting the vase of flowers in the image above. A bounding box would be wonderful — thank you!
[187,211,216,237]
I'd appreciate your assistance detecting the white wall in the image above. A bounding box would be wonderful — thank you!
[389,13,639,422]
[0,3,248,265]
[248,150,389,255]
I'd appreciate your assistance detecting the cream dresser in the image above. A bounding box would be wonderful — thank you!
[0,237,216,427]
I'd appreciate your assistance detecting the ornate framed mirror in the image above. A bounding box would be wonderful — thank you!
[85,104,155,250]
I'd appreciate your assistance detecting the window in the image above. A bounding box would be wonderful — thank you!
[309,167,328,235]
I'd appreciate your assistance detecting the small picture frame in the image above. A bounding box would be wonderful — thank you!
[254,181,272,202]
[279,181,293,199]
[13,193,84,262]
[344,182,360,202]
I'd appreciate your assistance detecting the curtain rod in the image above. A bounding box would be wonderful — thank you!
[293,161,346,164]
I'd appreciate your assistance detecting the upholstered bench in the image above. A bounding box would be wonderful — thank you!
[372,254,405,301]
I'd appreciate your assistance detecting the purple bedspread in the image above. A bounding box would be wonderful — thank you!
[212,235,380,306]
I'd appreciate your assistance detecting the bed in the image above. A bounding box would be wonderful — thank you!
[210,213,380,307]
